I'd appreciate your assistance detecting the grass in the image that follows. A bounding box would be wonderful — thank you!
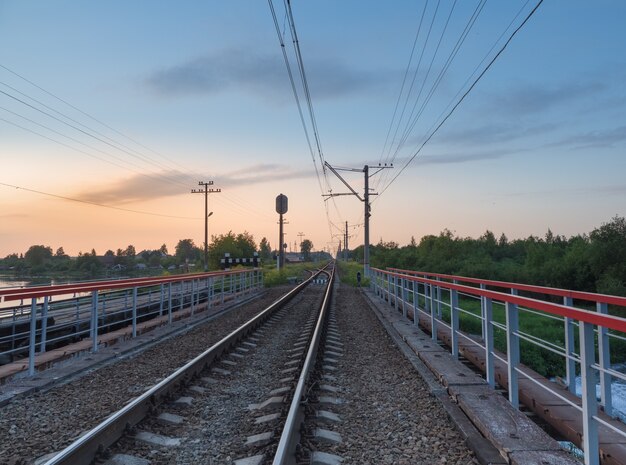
[378,277,626,378]
[336,261,369,287]
[262,261,330,287]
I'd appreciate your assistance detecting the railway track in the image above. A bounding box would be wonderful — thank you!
[39,264,335,465]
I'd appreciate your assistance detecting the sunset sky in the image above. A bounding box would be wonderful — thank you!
[1,1,625,257]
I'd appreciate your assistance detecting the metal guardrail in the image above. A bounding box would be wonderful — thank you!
[371,267,626,465]
[41,267,324,465]
[0,269,263,376]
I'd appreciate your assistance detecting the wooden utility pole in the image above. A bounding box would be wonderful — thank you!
[191,181,221,271]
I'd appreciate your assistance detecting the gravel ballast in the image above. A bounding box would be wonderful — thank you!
[306,284,477,465]
[0,286,292,464]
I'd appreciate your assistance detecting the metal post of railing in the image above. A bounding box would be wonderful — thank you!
[159,284,164,316]
[179,280,184,311]
[480,283,486,340]
[221,276,225,304]
[168,283,173,324]
[484,297,495,388]
[425,279,431,313]
[40,296,49,353]
[132,287,138,338]
[505,298,520,409]
[91,291,99,353]
[148,287,152,305]
[413,280,419,326]
[430,284,437,341]
[208,277,213,309]
[580,320,600,465]
[385,272,390,302]
[451,287,459,360]
[402,278,408,318]
[436,277,442,318]
[392,275,398,309]
[597,302,612,417]
[229,274,233,300]
[191,280,196,316]
[102,292,106,316]
[563,296,576,393]
[74,295,80,335]
[28,298,37,376]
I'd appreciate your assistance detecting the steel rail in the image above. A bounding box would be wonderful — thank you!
[272,264,335,465]
[41,268,325,465]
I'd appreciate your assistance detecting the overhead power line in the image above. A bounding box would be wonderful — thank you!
[378,0,544,198]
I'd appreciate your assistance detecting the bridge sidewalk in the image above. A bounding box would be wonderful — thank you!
[360,286,581,465]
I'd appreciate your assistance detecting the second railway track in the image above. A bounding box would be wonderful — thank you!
[40,264,335,465]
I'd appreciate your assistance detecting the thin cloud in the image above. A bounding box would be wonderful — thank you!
[503,184,626,198]
[488,81,606,116]
[75,165,316,204]
[557,125,626,149]
[438,123,558,146]
[145,49,388,100]
[0,213,29,219]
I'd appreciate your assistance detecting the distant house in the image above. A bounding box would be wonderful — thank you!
[285,252,304,263]
[135,263,147,270]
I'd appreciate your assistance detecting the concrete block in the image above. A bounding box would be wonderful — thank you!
[322,374,337,382]
[281,367,298,374]
[188,385,207,394]
[135,431,181,447]
[158,412,184,425]
[311,451,343,465]
[284,359,300,367]
[270,386,291,396]
[245,431,273,447]
[325,350,343,358]
[248,396,284,411]
[236,347,250,353]
[200,377,219,385]
[316,410,341,423]
[230,352,245,359]
[320,384,339,393]
[255,412,281,424]
[221,359,237,366]
[173,396,193,407]
[103,454,151,465]
[211,367,231,376]
[314,428,342,444]
[243,341,257,348]
[279,376,294,383]
[319,396,343,405]
[234,455,265,465]
[323,357,339,365]
[323,365,337,372]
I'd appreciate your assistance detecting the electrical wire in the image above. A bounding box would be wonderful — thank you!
[377,0,544,198]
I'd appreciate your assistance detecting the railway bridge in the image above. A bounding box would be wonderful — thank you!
[0,263,625,465]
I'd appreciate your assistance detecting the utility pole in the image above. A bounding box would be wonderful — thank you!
[297,232,304,252]
[191,181,221,272]
[324,162,392,277]
[344,221,348,261]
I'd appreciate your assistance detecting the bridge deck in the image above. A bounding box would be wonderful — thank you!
[366,287,626,465]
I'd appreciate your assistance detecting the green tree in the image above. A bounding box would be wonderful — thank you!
[259,237,272,260]
[300,239,313,261]
[175,239,202,265]
[24,245,53,267]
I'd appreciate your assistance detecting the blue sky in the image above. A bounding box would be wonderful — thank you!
[0,1,624,256]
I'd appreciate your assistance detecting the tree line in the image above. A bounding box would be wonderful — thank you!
[352,216,626,296]
[0,231,279,276]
